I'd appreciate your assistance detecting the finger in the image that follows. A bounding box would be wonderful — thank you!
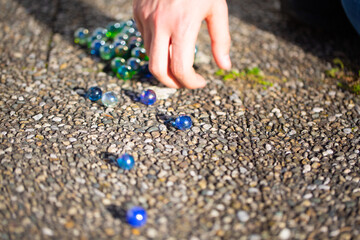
[149,32,182,88]
[170,29,206,89]
[206,0,231,70]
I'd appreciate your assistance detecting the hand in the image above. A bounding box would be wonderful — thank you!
[133,0,232,89]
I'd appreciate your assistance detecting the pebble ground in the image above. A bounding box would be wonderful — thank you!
[1,0,360,239]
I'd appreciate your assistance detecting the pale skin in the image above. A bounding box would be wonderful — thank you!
[133,0,232,89]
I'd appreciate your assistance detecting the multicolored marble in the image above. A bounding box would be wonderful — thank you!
[116,65,132,80]
[128,36,143,50]
[117,153,135,170]
[131,47,147,60]
[111,57,126,73]
[91,27,108,38]
[127,57,141,71]
[86,87,102,102]
[74,28,89,46]
[173,115,192,130]
[139,62,153,78]
[90,39,106,57]
[106,22,123,39]
[140,89,156,105]
[115,45,130,59]
[99,44,115,61]
[126,206,147,228]
[101,91,119,108]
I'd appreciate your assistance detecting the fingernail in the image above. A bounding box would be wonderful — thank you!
[222,54,232,70]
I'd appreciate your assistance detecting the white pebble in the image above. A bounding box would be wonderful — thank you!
[279,228,291,240]
[42,228,54,236]
[343,128,352,134]
[32,114,43,121]
[237,211,250,222]
[302,164,311,173]
[312,107,324,113]
[52,117,62,122]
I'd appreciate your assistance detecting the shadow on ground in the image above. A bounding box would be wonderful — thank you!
[227,0,360,71]
[13,0,360,72]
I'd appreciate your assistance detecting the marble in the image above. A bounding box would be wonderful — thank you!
[128,37,143,50]
[101,91,119,108]
[90,39,106,57]
[173,115,192,130]
[131,47,147,60]
[111,57,126,73]
[116,65,132,80]
[91,27,108,38]
[140,89,156,105]
[74,28,89,46]
[86,87,102,102]
[106,22,123,39]
[127,57,141,71]
[99,44,115,61]
[126,206,147,228]
[115,45,130,59]
[117,153,135,170]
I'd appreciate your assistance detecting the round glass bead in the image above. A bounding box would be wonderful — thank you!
[115,45,130,59]
[116,65,132,80]
[101,91,119,108]
[140,89,156,105]
[113,39,127,48]
[126,206,147,228]
[127,57,141,72]
[128,37,143,50]
[86,87,102,101]
[139,62,153,78]
[174,115,192,130]
[106,22,123,39]
[91,27,108,38]
[90,39,106,57]
[114,33,129,42]
[131,47,147,60]
[111,57,126,73]
[99,44,115,61]
[74,28,89,46]
[120,26,136,36]
[117,153,135,170]
[86,35,103,49]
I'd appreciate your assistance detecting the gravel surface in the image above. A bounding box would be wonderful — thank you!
[1,0,360,239]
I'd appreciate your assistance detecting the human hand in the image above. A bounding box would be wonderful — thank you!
[133,0,231,89]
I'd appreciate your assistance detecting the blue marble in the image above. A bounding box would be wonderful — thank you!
[120,26,136,36]
[86,87,102,101]
[117,153,135,170]
[140,89,156,105]
[128,37,143,50]
[139,63,153,78]
[114,33,129,42]
[113,39,127,48]
[74,28,89,46]
[173,115,192,130]
[101,91,119,108]
[90,39,106,56]
[126,206,147,228]
[91,27,108,38]
[127,57,141,71]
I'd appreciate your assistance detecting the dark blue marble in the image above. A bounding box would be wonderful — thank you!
[126,206,147,228]
[140,89,156,105]
[117,153,135,170]
[86,87,102,101]
[173,115,192,130]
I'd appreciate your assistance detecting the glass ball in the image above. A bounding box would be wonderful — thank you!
[131,47,147,60]
[127,57,141,72]
[115,45,130,59]
[140,89,156,105]
[126,206,147,228]
[120,26,136,36]
[139,62,153,78]
[111,57,126,73]
[90,39,106,57]
[101,91,119,108]
[117,153,135,170]
[99,44,115,61]
[91,27,108,38]
[114,33,129,42]
[113,39,127,48]
[74,27,89,46]
[106,22,123,39]
[174,115,192,130]
[128,36,143,50]
[86,87,102,102]
[116,65,132,80]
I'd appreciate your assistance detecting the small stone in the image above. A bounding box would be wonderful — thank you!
[52,117,62,122]
[237,211,250,222]
[32,114,43,121]
[312,107,324,113]
[42,228,54,236]
[279,228,291,240]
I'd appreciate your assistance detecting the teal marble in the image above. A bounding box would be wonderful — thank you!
[102,91,119,108]
[106,22,124,39]
[111,57,126,73]
[131,47,147,60]
[90,39,106,57]
[116,65,132,80]
[99,44,115,61]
